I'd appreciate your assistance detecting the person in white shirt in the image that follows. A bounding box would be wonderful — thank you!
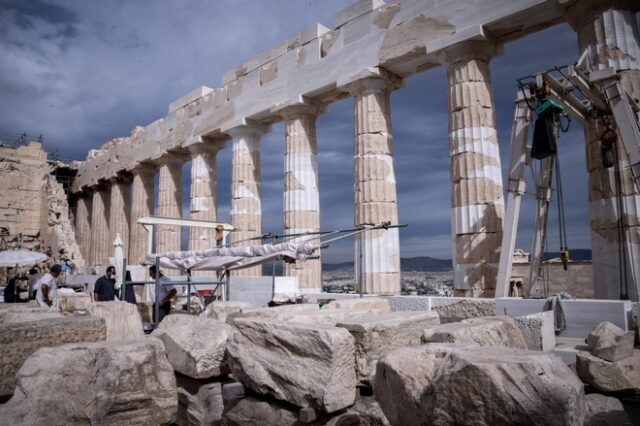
[149,265,177,323]
[35,264,62,308]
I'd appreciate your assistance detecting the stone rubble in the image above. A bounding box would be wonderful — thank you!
[175,374,224,426]
[322,297,391,313]
[584,394,632,426]
[0,338,177,425]
[200,300,252,322]
[58,292,92,313]
[152,314,233,379]
[513,310,556,351]
[227,317,357,413]
[86,301,144,341]
[223,395,299,426]
[336,311,440,384]
[0,316,106,397]
[374,344,585,426]
[576,349,640,393]
[586,321,635,362]
[431,298,495,323]
[421,315,528,349]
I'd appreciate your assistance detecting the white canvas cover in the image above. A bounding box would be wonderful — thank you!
[145,241,319,273]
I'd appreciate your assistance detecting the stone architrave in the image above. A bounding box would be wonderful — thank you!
[228,124,267,277]
[374,344,585,426]
[227,318,357,413]
[0,316,106,397]
[440,40,505,298]
[422,315,528,349]
[156,154,185,261]
[89,185,110,266]
[74,193,92,262]
[129,164,155,264]
[108,175,131,257]
[0,338,177,425]
[348,71,402,295]
[188,141,221,251]
[562,0,640,300]
[279,103,325,291]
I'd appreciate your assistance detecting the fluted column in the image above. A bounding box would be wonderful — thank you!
[279,104,325,291]
[188,141,221,251]
[128,165,155,264]
[74,193,92,262]
[564,0,640,300]
[348,72,402,295]
[108,176,130,258]
[156,155,184,261]
[89,185,110,266]
[439,40,505,298]
[228,124,266,277]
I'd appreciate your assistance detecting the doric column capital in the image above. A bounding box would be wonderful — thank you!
[437,39,503,66]
[346,68,403,97]
[273,101,327,120]
[560,0,639,30]
[186,140,223,157]
[226,121,269,140]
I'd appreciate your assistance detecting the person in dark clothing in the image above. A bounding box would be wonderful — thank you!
[93,266,116,302]
[3,276,18,303]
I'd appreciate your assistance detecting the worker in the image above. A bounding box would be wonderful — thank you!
[148,265,177,323]
[93,266,116,302]
[35,264,62,308]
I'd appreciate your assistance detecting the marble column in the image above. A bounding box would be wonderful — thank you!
[188,141,220,251]
[440,40,504,298]
[156,155,184,261]
[108,176,130,258]
[228,124,266,277]
[280,104,324,291]
[564,0,640,300]
[348,73,402,295]
[74,193,92,263]
[89,185,110,266]
[128,165,155,264]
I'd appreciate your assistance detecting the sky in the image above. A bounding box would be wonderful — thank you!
[0,0,613,263]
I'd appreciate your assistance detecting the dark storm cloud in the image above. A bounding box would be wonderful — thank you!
[0,1,599,262]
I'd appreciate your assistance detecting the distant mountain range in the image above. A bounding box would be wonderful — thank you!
[323,256,453,272]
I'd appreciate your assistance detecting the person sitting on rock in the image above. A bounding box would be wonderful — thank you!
[35,264,62,308]
[93,266,116,302]
[149,265,177,323]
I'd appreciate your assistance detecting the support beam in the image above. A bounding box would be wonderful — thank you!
[440,40,505,298]
[278,103,325,291]
[228,124,267,277]
[348,71,402,295]
[128,165,155,264]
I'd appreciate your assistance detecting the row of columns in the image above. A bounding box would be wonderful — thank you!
[72,0,639,297]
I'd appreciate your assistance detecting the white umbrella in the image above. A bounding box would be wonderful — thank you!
[0,249,47,267]
[113,233,124,290]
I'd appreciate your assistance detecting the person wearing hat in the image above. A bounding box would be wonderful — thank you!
[35,264,62,308]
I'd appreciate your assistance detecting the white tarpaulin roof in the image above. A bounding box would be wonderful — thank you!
[0,249,47,267]
[145,241,319,272]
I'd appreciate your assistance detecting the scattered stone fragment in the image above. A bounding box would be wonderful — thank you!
[227,318,356,413]
[200,301,251,322]
[175,374,223,426]
[325,395,390,426]
[86,301,144,340]
[0,316,106,397]
[584,394,632,426]
[286,308,388,327]
[58,292,92,313]
[374,344,585,426]
[0,310,64,324]
[576,349,640,393]
[0,338,177,425]
[431,298,495,323]
[323,297,391,313]
[227,303,320,323]
[514,310,556,351]
[422,316,528,349]
[223,396,298,426]
[336,311,440,383]
[586,321,634,362]
[152,314,233,379]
